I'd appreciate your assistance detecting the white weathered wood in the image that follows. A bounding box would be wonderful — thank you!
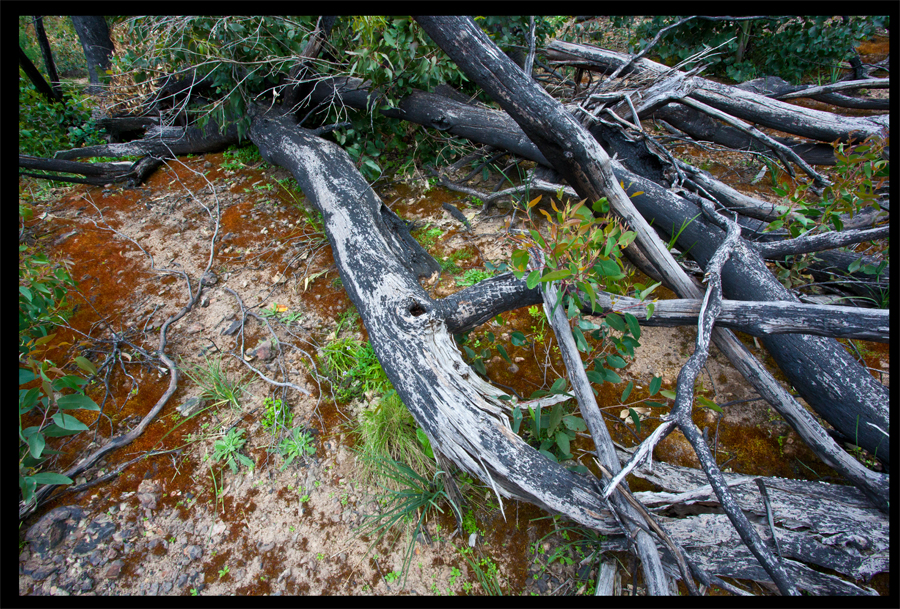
[545,40,889,142]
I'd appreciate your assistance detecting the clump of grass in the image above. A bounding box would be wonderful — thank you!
[440,247,476,274]
[354,390,436,485]
[355,456,457,589]
[179,353,252,412]
[321,338,391,402]
[455,268,494,287]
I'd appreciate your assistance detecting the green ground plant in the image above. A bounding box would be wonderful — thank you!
[353,391,436,484]
[457,545,503,595]
[439,248,476,274]
[210,428,254,474]
[454,268,494,287]
[19,237,101,506]
[179,354,252,412]
[321,338,392,402]
[260,396,293,432]
[355,457,458,589]
[19,69,106,159]
[275,427,317,471]
[766,137,889,304]
[510,393,588,467]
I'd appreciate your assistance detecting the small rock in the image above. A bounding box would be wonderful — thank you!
[200,296,211,308]
[257,541,275,553]
[184,545,203,561]
[252,340,276,362]
[222,319,242,336]
[177,396,207,418]
[507,363,519,374]
[137,479,162,510]
[88,550,104,567]
[26,506,85,558]
[200,271,218,286]
[103,560,124,579]
[32,565,59,581]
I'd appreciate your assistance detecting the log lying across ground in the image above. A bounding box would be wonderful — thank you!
[609,446,887,595]
[544,40,889,143]
[249,111,623,536]
[54,119,242,161]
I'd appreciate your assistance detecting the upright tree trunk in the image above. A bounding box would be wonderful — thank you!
[71,16,114,93]
[32,16,63,101]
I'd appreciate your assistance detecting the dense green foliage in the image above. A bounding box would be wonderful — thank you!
[19,69,106,159]
[19,242,100,507]
[615,16,889,83]
[18,16,107,159]
[108,16,567,181]
[19,16,88,79]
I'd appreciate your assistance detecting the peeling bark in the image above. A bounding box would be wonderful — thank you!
[250,111,624,537]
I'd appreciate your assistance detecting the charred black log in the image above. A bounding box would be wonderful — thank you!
[54,119,243,162]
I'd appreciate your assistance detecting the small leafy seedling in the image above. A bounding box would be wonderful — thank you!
[211,428,255,473]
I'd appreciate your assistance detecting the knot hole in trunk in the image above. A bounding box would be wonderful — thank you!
[408,300,427,316]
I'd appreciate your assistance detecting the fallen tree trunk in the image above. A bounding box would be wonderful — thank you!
[611,446,886,595]
[249,110,624,537]
[307,76,551,166]
[744,75,891,110]
[414,17,890,493]
[581,291,889,343]
[544,40,889,143]
[19,154,163,186]
[54,119,243,161]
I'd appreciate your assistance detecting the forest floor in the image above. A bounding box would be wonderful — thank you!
[17,143,888,596]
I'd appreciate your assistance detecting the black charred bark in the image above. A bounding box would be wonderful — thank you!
[32,17,63,101]
[71,16,114,93]
[19,45,62,103]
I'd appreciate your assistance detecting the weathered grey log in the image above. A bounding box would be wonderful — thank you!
[538,259,671,595]
[741,75,890,110]
[307,76,551,166]
[754,225,890,259]
[583,290,889,343]
[18,154,163,187]
[544,40,889,143]
[654,103,839,165]
[249,111,624,537]
[615,446,887,595]
[665,202,798,595]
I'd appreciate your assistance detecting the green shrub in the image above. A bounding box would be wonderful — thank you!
[260,397,293,432]
[19,69,106,158]
[19,242,99,507]
[618,16,889,84]
[321,338,391,402]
